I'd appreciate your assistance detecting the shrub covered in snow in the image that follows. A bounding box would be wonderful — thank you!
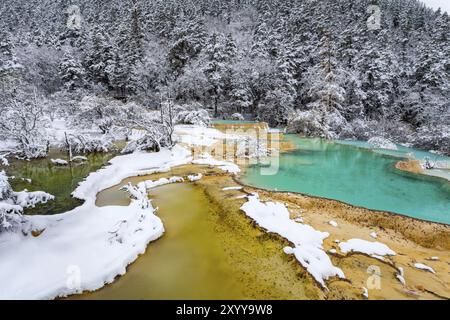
[0,171,54,232]
[121,133,169,154]
[0,171,13,201]
[0,154,10,166]
[287,110,332,138]
[368,137,398,150]
[230,113,245,121]
[414,124,450,156]
[0,93,50,159]
[175,109,211,127]
[61,134,114,154]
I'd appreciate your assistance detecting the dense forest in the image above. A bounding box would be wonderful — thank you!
[0,0,449,155]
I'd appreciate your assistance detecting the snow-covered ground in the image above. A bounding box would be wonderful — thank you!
[339,239,396,257]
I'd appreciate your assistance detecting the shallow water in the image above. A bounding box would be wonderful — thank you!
[77,178,315,300]
[5,150,114,215]
[241,136,450,225]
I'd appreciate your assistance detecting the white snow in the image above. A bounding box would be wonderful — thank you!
[136,176,185,193]
[396,267,406,285]
[328,220,338,228]
[370,232,378,239]
[328,249,337,254]
[187,173,203,182]
[430,256,440,261]
[339,239,396,257]
[174,125,227,147]
[13,191,54,208]
[71,156,88,162]
[240,194,345,288]
[362,287,369,299]
[414,263,436,274]
[0,154,9,166]
[51,158,69,166]
[193,153,240,174]
[222,186,243,191]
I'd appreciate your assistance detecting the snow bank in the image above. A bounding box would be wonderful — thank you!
[414,263,436,274]
[240,194,344,288]
[339,239,396,257]
[193,153,240,174]
[136,176,185,194]
[0,146,193,299]
[174,125,226,147]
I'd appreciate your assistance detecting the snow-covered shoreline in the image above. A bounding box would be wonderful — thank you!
[0,146,193,299]
[0,124,244,300]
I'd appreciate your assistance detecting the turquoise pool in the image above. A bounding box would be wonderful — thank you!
[241,136,450,224]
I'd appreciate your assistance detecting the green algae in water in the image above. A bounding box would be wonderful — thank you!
[4,151,114,215]
[78,182,315,300]
[241,136,450,225]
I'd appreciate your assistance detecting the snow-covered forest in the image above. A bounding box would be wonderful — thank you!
[0,0,449,156]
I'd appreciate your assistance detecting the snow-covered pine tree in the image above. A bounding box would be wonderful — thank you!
[59,50,85,91]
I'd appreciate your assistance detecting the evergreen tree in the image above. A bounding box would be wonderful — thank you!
[59,50,85,91]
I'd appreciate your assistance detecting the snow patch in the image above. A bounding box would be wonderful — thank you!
[193,153,240,174]
[222,186,243,191]
[328,220,338,228]
[51,158,69,166]
[414,263,436,274]
[240,194,344,288]
[187,173,203,182]
[339,239,396,257]
[396,267,406,285]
